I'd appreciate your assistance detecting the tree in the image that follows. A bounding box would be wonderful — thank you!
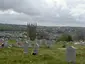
[57,34,73,42]
[27,24,37,41]
[73,30,85,41]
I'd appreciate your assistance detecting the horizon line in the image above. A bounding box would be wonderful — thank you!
[0,23,85,28]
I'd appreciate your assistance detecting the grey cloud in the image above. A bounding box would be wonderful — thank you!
[1,0,66,16]
[66,0,85,8]
[2,0,41,15]
[0,0,85,26]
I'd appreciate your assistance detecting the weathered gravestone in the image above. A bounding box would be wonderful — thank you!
[23,40,29,54]
[39,39,43,47]
[66,46,76,64]
[47,40,52,48]
[43,39,47,47]
[37,39,43,47]
[32,43,39,55]
[38,39,44,47]
[4,38,8,48]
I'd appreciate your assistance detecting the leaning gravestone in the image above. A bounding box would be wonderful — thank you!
[66,46,76,64]
[23,40,29,54]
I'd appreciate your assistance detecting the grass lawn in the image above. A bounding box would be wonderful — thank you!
[0,43,85,64]
[8,40,16,44]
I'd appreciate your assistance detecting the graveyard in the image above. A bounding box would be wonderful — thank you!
[0,24,85,64]
[0,41,85,64]
[1,0,85,63]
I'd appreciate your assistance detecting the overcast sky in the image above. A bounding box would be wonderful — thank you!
[0,0,85,26]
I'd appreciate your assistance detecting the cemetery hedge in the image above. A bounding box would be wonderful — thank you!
[0,43,85,64]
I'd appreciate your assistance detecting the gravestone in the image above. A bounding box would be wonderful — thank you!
[66,46,76,64]
[28,43,32,48]
[4,39,8,48]
[37,39,43,47]
[23,40,29,54]
[32,43,39,55]
[4,42,8,47]
[47,40,52,48]
[40,39,43,47]
[43,39,47,47]
[38,39,42,47]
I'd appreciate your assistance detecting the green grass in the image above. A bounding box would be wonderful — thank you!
[0,43,85,64]
[8,40,16,44]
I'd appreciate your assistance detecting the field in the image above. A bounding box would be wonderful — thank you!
[0,43,85,64]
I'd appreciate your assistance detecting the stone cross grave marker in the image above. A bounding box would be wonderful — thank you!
[66,46,76,64]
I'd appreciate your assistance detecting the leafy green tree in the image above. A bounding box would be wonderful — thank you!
[57,34,72,42]
[27,24,37,41]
